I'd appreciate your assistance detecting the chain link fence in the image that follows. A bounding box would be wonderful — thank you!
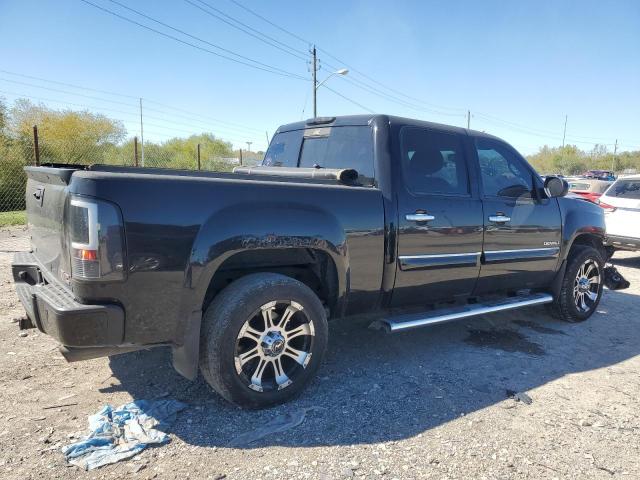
[1,121,262,254]
[1,125,261,215]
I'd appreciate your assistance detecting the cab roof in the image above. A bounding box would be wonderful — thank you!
[276,114,502,142]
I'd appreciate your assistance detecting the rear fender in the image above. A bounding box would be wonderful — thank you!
[172,203,348,379]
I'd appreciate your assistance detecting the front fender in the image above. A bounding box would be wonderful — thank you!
[558,197,606,260]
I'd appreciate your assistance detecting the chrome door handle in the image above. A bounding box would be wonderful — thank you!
[489,215,511,223]
[406,213,435,222]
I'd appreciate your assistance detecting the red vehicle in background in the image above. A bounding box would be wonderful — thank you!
[568,178,613,204]
[582,170,616,181]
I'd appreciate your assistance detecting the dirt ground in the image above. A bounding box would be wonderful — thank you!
[1,225,639,479]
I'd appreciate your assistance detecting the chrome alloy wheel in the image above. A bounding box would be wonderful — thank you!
[234,300,315,393]
[574,259,601,313]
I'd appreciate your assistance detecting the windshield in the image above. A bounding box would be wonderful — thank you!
[263,126,374,184]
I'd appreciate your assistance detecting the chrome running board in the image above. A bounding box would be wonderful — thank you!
[370,293,554,333]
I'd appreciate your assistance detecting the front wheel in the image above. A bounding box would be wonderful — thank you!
[199,273,328,409]
[547,245,604,322]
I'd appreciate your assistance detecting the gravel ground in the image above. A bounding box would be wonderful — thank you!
[1,225,639,479]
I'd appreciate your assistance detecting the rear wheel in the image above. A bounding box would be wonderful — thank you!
[199,273,328,409]
[547,245,604,322]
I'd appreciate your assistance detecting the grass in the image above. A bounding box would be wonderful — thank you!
[0,210,26,227]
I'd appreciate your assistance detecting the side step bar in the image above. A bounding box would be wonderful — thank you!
[370,293,554,333]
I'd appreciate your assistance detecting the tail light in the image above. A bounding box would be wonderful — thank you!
[67,196,125,281]
[596,199,617,213]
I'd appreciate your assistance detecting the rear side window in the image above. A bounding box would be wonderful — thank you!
[262,130,302,168]
[263,126,374,184]
[400,127,469,195]
[607,179,640,199]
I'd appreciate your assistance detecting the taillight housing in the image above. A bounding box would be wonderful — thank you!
[67,196,125,281]
[596,199,617,213]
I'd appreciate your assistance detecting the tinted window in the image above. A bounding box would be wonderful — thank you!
[475,138,533,198]
[608,179,640,199]
[263,126,374,184]
[298,126,374,182]
[401,127,469,195]
[263,130,302,168]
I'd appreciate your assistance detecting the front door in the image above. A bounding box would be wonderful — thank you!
[391,127,484,307]
[472,137,562,294]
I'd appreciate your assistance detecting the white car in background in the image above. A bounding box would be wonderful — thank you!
[599,175,640,252]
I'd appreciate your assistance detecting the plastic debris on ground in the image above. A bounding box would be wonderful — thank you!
[229,406,321,447]
[61,399,187,470]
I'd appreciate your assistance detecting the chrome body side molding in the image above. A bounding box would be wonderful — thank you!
[398,252,480,271]
[483,247,560,264]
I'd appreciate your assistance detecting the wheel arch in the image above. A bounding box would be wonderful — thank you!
[172,204,348,380]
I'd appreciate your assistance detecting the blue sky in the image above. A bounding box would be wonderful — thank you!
[1,0,638,153]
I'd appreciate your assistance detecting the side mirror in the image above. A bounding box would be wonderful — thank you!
[544,176,569,198]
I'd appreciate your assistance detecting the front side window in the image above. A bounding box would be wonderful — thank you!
[475,138,533,198]
[401,127,469,195]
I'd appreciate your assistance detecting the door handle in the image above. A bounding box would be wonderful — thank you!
[489,214,511,223]
[406,213,435,222]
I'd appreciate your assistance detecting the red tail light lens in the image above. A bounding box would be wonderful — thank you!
[67,196,125,281]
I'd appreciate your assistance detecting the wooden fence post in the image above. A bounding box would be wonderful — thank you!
[33,125,40,166]
[134,136,139,167]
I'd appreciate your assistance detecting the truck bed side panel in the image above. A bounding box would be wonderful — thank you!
[68,171,384,344]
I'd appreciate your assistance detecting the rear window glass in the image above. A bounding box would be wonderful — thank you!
[607,179,640,199]
[263,126,374,184]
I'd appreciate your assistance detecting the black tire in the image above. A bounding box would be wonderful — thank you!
[546,245,605,323]
[199,273,328,409]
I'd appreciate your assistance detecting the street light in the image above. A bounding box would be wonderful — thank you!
[313,68,348,117]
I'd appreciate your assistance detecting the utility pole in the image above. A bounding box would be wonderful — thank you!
[311,45,318,118]
[611,139,618,172]
[246,141,252,152]
[139,98,145,167]
[265,131,270,146]
[561,115,567,149]
[466,110,471,129]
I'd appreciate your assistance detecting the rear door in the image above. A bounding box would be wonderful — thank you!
[472,137,562,293]
[391,127,484,307]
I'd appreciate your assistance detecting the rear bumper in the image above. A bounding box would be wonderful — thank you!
[606,235,640,251]
[12,252,124,347]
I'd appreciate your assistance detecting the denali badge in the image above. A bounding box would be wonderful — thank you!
[543,241,560,246]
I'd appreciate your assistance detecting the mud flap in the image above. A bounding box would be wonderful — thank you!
[603,265,630,290]
[172,310,202,380]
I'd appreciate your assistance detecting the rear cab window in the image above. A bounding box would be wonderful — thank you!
[263,126,375,185]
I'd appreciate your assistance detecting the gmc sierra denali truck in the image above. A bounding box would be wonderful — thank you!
[13,115,610,408]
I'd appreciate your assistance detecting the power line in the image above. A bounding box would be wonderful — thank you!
[105,0,303,78]
[223,0,465,113]
[322,85,375,113]
[0,69,137,100]
[184,0,308,61]
[0,69,263,134]
[0,89,258,144]
[78,0,307,80]
[0,77,138,107]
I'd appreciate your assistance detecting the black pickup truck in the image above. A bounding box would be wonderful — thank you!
[13,115,612,408]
